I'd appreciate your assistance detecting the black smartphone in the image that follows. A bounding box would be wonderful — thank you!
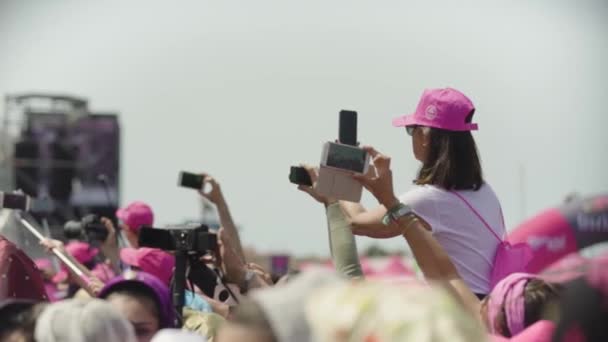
[339,110,358,146]
[178,171,204,190]
[0,192,31,211]
[289,166,313,186]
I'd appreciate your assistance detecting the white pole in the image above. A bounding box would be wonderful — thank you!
[519,163,527,222]
[18,214,85,277]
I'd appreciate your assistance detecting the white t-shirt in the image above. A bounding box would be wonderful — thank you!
[399,183,504,294]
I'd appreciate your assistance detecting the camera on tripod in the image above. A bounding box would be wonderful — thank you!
[138,224,220,325]
[138,224,218,255]
[64,214,108,243]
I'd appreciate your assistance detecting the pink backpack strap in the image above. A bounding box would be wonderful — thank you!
[450,191,504,242]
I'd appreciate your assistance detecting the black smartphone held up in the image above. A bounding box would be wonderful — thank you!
[289,166,313,186]
[178,171,205,190]
[339,110,358,146]
[0,192,31,211]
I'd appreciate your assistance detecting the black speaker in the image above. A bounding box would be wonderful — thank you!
[48,139,77,201]
[13,138,40,197]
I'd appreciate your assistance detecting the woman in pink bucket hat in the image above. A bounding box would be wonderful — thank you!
[342,87,506,298]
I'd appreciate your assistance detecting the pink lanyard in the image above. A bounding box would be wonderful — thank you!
[450,191,505,242]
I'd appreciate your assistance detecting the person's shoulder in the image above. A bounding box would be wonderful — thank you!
[474,182,501,202]
[399,185,446,206]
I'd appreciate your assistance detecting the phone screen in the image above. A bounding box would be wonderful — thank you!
[179,172,204,190]
[326,143,367,173]
[1,193,29,210]
[339,110,357,146]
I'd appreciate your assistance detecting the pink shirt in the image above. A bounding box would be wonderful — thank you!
[399,183,504,294]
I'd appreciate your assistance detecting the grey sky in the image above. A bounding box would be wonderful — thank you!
[1,0,607,256]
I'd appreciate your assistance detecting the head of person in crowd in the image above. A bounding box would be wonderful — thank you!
[34,298,136,342]
[307,281,487,342]
[121,245,216,314]
[216,298,276,342]
[392,87,483,191]
[116,201,154,248]
[217,270,339,342]
[91,262,117,283]
[482,273,562,338]
[0,300,46,342]
[182,309,226,341]
[52,241,99,296]
[98,271,175,342]
[552,257,608,342]
[151,329,208,342]
[120,247,175,286]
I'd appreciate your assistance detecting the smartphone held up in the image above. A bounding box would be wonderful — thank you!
[289,166,313,186]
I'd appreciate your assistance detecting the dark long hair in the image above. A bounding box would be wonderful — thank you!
[415,112,483,191]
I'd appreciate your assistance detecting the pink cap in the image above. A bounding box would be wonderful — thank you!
[52,241,99,283]
[66,241,99,264]
[116,201,154,233]
[120,247,175,286]
[34,258,53,270]
[392,87,478,131]
[91,263,116,283]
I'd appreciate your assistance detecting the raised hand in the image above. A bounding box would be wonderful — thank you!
[296,164,335,205]
[352,146,399,209]
[198,174,224,205]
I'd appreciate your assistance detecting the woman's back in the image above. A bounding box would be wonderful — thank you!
[400,183,504,294]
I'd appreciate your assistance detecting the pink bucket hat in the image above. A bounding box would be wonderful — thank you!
[487,273,538,337]
[52,241,99,283]
[120,247,175,286]
[392,87,478,131]
[116,201,154,233]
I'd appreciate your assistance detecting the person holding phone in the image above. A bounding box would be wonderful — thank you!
[342,88,504,297]
[352,146,561,338]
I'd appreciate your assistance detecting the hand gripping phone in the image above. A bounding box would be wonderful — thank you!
[315,142,370,202]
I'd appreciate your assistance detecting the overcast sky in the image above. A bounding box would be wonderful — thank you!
[1,0,607,256]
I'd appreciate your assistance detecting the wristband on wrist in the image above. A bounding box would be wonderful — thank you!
[382,202,414,226]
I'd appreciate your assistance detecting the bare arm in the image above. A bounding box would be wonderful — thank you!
[389,207,481,317]
[339,201,387,232]
[199,175,245,260]
[214,194,245,259]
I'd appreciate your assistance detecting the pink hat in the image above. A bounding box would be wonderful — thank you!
[34,258,53,270]
[66,241,99,264]
[52,242,99,283]
[120,247,175,286]
[91,263,116,283]
[392,87,478,131]
[116,201,154,233]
